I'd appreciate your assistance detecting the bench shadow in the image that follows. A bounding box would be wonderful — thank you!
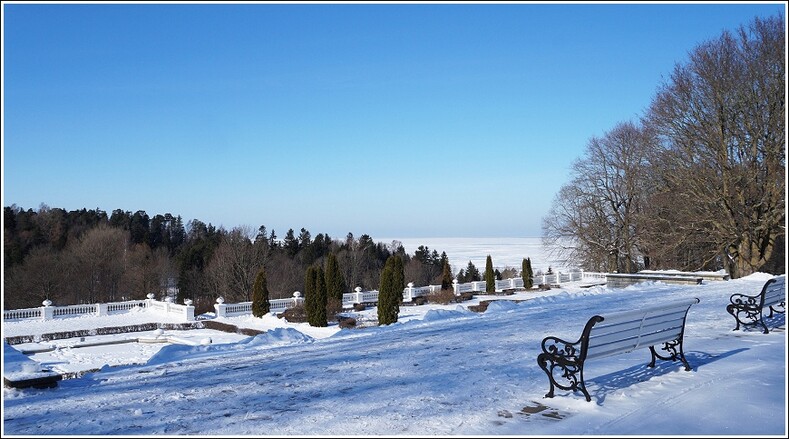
[588,347,749,404]
[728,311,785,333]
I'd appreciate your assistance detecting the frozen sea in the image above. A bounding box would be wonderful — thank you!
[378,236,572,275]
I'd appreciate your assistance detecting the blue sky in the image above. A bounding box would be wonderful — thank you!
[2,2,785,239]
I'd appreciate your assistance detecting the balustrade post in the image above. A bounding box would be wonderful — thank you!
[404,282,414,302]
[97,303,108,317]
[354,287,363,304]
[215,297,227,318]
[452,279,459,296]
[42,299,54,321]
[184,299,195,321]
[293,291,303,308]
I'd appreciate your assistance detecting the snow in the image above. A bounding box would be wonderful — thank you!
[2,273,787,436]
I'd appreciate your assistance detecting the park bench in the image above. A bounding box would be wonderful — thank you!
[726,275,785,334]
[537,297,700,402]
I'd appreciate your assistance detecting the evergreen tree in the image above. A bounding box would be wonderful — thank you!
[377,256,400,325]
[441,257,453,291]
[484,255,495,293]
[283,228,299,257]
[456,268,466,283]
[304,265,328,327]
[251,268,270,317]
[314,266,327,327]
[304,265,317,322]
[324,252,345,303]
[523,257,534,289]
[465,260,481,282]
[393,255,405,304]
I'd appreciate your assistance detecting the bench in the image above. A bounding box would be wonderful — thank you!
[726,275,785,334]
[537,297,700,402]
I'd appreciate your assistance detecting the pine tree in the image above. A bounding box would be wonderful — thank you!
[466,260,481,281]
[377,256,400,325]
[324,252,345,303]
[485,255,495,293]
[252,268,270,317]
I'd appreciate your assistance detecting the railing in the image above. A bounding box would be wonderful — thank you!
[5,270,607,323]
[3,307,43,320]
[107,301,147,312]
[3,296,194,322]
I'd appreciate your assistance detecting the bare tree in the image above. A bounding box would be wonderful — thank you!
[122,243,173,300]
[543,121,654,273]
[644,15,785,277]
[205,226,268,302]
[68,224,128,303]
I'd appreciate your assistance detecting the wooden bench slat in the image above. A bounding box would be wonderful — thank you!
[592,309,689,336]
[589,318,684,350]
[587,324,685,359]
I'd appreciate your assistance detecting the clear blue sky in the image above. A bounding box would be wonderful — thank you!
[2,2,785,239]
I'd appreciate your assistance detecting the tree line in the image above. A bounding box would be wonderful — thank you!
[3,205,472,313]
[542,15,785,279]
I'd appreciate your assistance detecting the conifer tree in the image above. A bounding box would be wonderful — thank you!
[523,257,534,289]
[252,268,270,317]
[304,265,328,327]
[314,266,327,327]
[393,255,405,304]
[324,252,345,303]
[304,266,317,322]
[465,260,481,281]
[377,256,400,325]
[441,258,453,291]
[485,255,495,293]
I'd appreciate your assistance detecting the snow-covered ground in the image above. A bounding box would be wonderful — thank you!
[2,273,787,436]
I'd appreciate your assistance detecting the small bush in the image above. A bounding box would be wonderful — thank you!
[278,304,308,323]
[353,303,366,311]
[468,300,492,313]
[459,292,474,302]
[427,288,457,305]
[326,297,343,322]
[338,316,357,329]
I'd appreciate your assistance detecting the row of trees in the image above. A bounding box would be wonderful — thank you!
[543,15,785,278]
[5,205,538,314]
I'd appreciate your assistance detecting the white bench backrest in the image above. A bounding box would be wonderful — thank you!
[763,275,786,308]
[586,298,699,360]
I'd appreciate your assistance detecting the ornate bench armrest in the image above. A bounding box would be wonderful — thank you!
[727,292,767,332]
[728,293,759,309]
[540,335,582,365]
